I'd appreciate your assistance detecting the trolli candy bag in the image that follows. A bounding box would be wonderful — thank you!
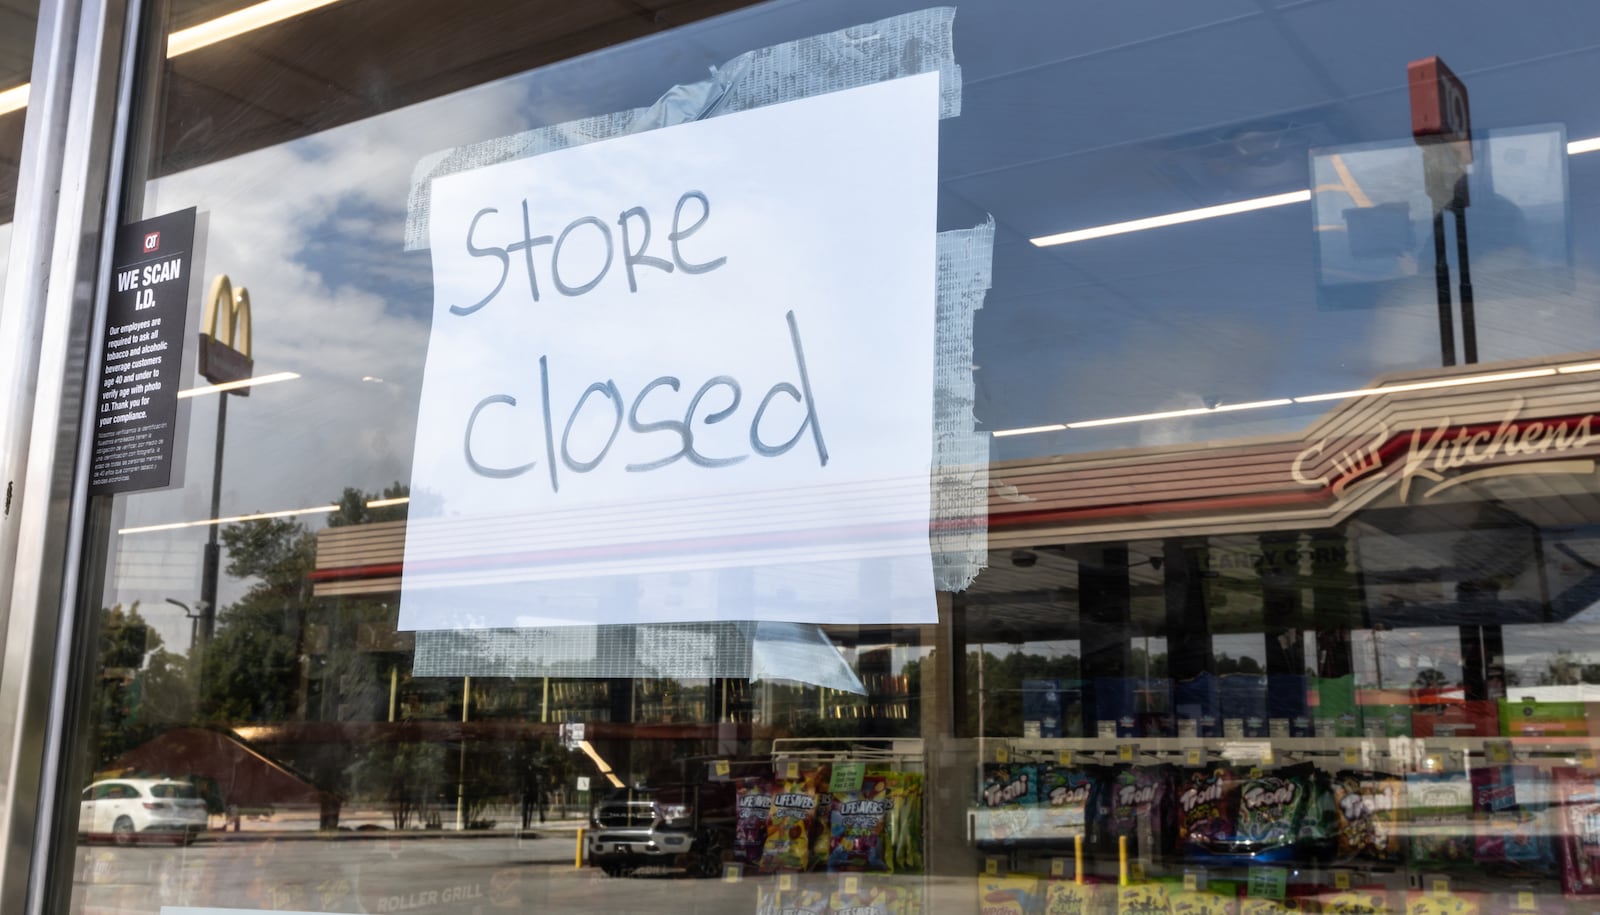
[1331,771,1403,863]
[1234,764,1313,860]
[1472,766,1552,870]
[979,764,1039,844]
[1107,765,1174,863]
[1176,765,1235,858]
[1035,767,1098,842]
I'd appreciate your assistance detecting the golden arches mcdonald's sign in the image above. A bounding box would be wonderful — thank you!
[197,274,255,394]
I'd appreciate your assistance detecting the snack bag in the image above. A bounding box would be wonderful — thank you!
[1234,765,1312,860]
[1176,765,1235,858]
[1117,883,1171,915]
[980,875,1042,915]
[1044,882,1102,915]
[1556,768,1600,893]
[1406,890,1480,915]
[1473,766,1552,870]
[830,878,892,915]
[884,771,925,874]
[1407,771,1474,868]
[1037,767,1098,842]
[1168,888,1237,915]
[980,764,1039,844]
[760,772,825,873]
[781,886,832,915]
[1107,766,1174,862]
[736,776,775,865]
[1330,771,1403,863]
[828,776,891,871]
[1319,890,1389,915]
[1237,900,1289,915]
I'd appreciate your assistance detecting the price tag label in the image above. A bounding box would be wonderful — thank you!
[1131,861,1146,882]
[1186,748,1203,766]
[1051,859,1067,878]
[1487,741,1512,765]
[713,760,730,779]
[784,761,801,780]
[1183,874,1198,892]
[1249,766,1263,779]
[1516,892,1535,911]
[779,874,796,892]
[1334,871,1351,890]
[985,858,1000,877]
[1432,878,1450,897]
[1059,749,1073,766]
[1262,747,1275,766]
[1248,867,1287,900]
[1342,746,1361,765]
[996,746,1010,763]
[723,864,742,884]
[843,876,860,896]
[830,762,866,793]
[1118,744,1136,762]
[1582,750,1598,770]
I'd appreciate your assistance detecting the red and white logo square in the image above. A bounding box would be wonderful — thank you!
[142,231,160,253]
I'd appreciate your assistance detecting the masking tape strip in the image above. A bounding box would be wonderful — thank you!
[403,7,960,252]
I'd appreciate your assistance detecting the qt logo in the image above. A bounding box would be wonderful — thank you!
[142,231,160,253]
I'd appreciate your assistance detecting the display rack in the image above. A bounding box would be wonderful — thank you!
[737,738,928,915]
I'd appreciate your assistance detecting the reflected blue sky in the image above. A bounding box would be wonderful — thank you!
[106,0,1600,642]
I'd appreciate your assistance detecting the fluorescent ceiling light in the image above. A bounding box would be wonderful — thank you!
[177,370,299,398]
[993,365,1570,438]
[1291,367,1555,403]
[1570,136,1600,156]
[1030,190,1312,247]
[0,83,28,117]
[118,495,406,535]
[0,0,345,115]
[991,423,1067,438]
[167,0,343,57]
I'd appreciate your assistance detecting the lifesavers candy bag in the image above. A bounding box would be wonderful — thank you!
[760,771,825,873]
[1176,765,1235,857]
[1557,768,1600,893]
[1406,771,1473,868]
[827,775,891,871]
[980,764,1039,844]
[1331,771,1403,863]
[735,777,775,865]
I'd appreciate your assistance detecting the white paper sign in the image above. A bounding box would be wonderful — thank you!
[400,73,941,630]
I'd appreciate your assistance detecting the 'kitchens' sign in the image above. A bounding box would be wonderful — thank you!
[1291,398,1598,502]
[400,73,942,630]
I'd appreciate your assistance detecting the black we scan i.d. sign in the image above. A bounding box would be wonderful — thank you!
[89,207,196,495]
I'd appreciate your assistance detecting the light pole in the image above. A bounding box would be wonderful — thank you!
[164,597,202,657]
[195,275,255,656]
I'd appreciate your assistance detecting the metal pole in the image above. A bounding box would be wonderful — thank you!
[1432,211,1456,367]
[456,675,469,830]
[1454,202,1476,364]
[198,392,226,652]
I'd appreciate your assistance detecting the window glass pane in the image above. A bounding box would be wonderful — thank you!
[0,0,39,291]
[58,1,1600,914]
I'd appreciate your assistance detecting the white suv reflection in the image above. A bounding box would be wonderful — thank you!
[78,778,208,845]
